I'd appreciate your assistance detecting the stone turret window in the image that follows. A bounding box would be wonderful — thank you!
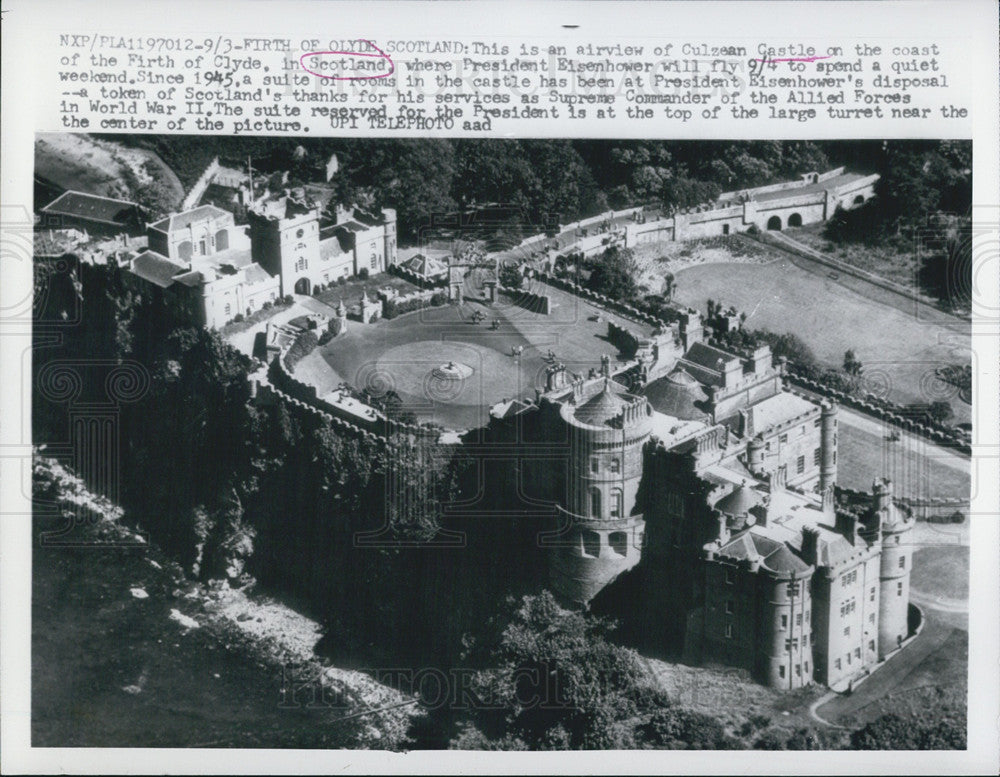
[609,531,627,557]
[609,458,621,473]
[725,624,733,639]
[725,600,734,615]
[780,614,787,629]
[582,530,600,558]
[610,488,623,519]
[725,569,735,585]
[898,556,905,569]
[797,455,805,474]
[897,581,903,596]
[590,458,599,474]
[814,448,821,466]
[779,665,785,679]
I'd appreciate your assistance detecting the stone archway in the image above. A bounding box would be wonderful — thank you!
[767,215,782,231]
[787,213,803,227]
[853,194,865,205]
[294,277,311,295]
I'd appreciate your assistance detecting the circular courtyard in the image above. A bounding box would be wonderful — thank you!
[313,290,655,430]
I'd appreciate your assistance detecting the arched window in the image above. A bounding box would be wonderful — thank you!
[767,215,782,231]
[609,458,621,474]
[787,213,802,227]
[609,531,627,557]
[582,530,601,558]
[215,229,229,251]
[177,240,193,261]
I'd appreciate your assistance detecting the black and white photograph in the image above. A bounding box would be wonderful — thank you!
[30,134,972,751]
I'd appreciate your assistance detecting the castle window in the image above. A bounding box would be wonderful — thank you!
[610,488,623,519]
[779,433,788,444]
[814,418,821,427]
[801,425,806,436]
[805,661,809,673]
[868,640,875,652]
[609,530,627,557]
[779,665,785,679]
[786,581,799,597]
[803,634,808,647]
[725,569,735,585]
[785,638,798,651]
[589,487,602,518]
[581,530,601,558]
[590,458,599,474]
[898,556,905,569]
[725,624,733,639]
[814,448,821,466]
[224,304,231,317]
[854,647,861,659]
[795,664,801,677]
[780,614,787,629]
[897,582,903,596]
[843,626,850,637]
[796,613,802,626]
[796,455,805,474]
[870,587,875,602]
[833,451,837,465]
[370,251,378,269]
[835,658,841,671]
[869,613,875,624]
[609,458,621,473]
[847,652,852,665]
[296,228,304,239]
[725,600,734,615]
[805,610,810,623]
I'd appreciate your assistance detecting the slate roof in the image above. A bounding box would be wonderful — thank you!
[130,251,187,288]
[149,205,231,234]
[42,191,140,227]
[574,383,628,426]
[642,367,709,421]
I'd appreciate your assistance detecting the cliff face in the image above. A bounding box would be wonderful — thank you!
[31,454,421,749]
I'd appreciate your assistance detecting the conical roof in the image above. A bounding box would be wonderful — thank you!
[642,367,709,421]
[715,482,763,516]
[574,383,628,426]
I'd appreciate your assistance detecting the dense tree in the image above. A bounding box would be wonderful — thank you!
[586,245,640,301]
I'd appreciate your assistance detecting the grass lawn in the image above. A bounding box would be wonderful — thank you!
[836,421,970,501]
[911,545,969,600]
[673,255,972,424]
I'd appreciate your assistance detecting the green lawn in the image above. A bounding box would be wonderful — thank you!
[911,546,969,600]
[314,272,420,309]
[673,256,972,424]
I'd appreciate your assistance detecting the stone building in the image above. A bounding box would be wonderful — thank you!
[126,205,279,329]
[487,314,915,691]
[249,193,397,296]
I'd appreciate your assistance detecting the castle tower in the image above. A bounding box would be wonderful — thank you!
[875,478,913,657]
[819,401,838,493]
[549,378,653,606]
[759,565,815,689]
[248,195,322,297]
[381,208,398,268]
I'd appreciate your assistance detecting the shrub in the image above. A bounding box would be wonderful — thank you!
[337,276,347,286]
[358,267,370,280]
[429,292,447,306]
[262,300,273,310]
[284,329,319,371]
[232,313,244,323]
[318,330,335,346]
[281,294,294,306]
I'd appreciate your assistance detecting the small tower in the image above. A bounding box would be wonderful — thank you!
[874,479,913,657]
[819,401,838,493]
[335,299,348,334]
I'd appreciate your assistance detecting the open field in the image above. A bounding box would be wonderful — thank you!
[911,546,970,600]
[316,284,654,430]
[672,254,971,424]
[835,411,970,500]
